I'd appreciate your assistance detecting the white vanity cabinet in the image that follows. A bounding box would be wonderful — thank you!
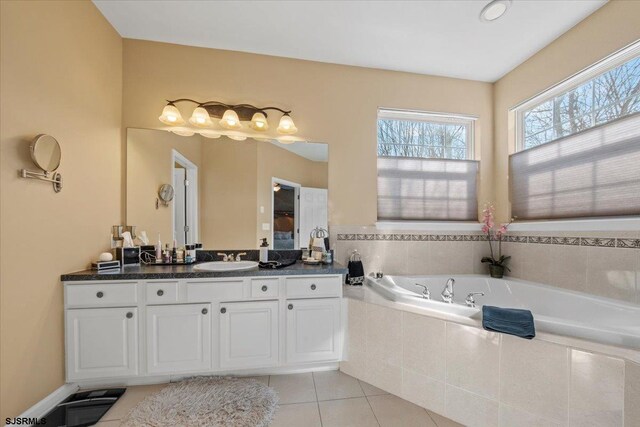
[286,298,341,363]
[65,307,138,381]
[219,301,279,369]
[146,303,212,375]
[63,273,343,384]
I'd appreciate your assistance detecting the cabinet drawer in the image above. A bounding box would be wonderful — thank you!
[66,283,137,307]
[186,280,244,302]
[250,278,279,298]
[285,276,341,298]
[146,281,179,304]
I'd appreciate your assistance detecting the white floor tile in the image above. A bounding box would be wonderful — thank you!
[319,397,380,427]
[271,402,322,427]
[368,394,437,427]
[269,372,317,404]
[314,370,365,401]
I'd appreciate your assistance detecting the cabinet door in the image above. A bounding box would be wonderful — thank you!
[66,307,138,381]
[146,304,212,374]
[219,301,279,370]
[286,298,341,363]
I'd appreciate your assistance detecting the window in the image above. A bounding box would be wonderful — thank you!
[377,109,479,221]
[521,56,640,150]
[510,42,640,220]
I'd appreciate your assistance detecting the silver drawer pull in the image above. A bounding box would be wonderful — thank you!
[310,284,317,290]
[126,312,133,319]
[96,291,104,298]
[261,285,268,292]
[157,289,164,296]
[202,308,208,315]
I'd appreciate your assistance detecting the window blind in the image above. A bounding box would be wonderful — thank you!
[510,113,640,220]
[377,157,479,221]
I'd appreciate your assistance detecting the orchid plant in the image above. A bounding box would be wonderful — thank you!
[480,203,512,272]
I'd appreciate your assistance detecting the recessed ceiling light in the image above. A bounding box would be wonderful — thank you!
[480,0,511,22]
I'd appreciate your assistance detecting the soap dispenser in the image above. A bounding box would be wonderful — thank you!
[259,238,269,263]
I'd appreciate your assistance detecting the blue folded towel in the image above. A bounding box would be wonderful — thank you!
[482,305,535,339]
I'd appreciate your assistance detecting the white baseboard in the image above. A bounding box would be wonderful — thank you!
[72,362,340,389]
[13,383,79,426]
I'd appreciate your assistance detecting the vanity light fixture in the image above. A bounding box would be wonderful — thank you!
[220,109,242,130]
[157,98,302,142]
[250,112,269,131]
[189,106,213,128]
[170,129,195,137]
[277,114,298,135]
[480,0,511,22]
[227,135,247,141]
[159,103,185,125]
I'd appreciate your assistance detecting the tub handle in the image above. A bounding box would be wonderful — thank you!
[415,283,430,299]
[465,292,485,308]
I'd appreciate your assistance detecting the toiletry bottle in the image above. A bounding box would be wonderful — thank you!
[259,238,269,263]
[195,243,202,262]
[156,234,162,263]
[163,243,171,263]
[171,240,177,264]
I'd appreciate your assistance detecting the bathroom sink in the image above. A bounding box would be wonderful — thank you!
[193,261,259,272]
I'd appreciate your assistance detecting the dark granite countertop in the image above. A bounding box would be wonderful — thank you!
[61,261,347,282]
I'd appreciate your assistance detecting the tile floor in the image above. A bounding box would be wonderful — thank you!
[96,370,463,427]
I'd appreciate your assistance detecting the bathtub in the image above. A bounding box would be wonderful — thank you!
[366,274,640,349]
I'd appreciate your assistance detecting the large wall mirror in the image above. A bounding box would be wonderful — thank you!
[126,128,328,250]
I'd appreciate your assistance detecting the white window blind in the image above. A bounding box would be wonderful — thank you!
[510,113,640,220]
[377,109,479,221]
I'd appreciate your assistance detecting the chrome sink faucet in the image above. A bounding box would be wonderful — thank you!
[235,252,247,261]
[217,252,234,262]
[441,278,455,303]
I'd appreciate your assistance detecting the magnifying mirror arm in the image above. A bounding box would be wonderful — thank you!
[20,169,63,192]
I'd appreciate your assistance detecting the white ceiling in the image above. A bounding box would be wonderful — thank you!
[270,141,328,162]
[94,0,606,82]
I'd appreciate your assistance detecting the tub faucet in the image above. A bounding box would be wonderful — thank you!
[415,284,430,299]
[465,292,485,308]
[441,278,455,303]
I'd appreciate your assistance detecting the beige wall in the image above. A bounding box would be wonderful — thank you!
[200,138,258,248]
[493,0,640,222]
[0,0,122,420]
[127,128,202,243]
[121,39,495,227]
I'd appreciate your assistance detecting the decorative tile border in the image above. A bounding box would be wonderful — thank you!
[336,233,639,249]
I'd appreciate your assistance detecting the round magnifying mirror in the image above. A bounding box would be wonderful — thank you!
[158,184,175,202]
[30,134,61,172]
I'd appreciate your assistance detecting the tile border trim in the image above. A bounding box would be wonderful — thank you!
[335,234,640,249]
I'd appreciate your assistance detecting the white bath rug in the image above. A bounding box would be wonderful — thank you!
[120,377,278,427]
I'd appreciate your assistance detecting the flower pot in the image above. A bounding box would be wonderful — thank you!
[489,265,504,278]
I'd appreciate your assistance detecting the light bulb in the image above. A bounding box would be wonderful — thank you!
[189,106,213,128]
[277,114,298,135]
[159,104,185,126]
[250,112,269,131]
[220,109,242,130]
